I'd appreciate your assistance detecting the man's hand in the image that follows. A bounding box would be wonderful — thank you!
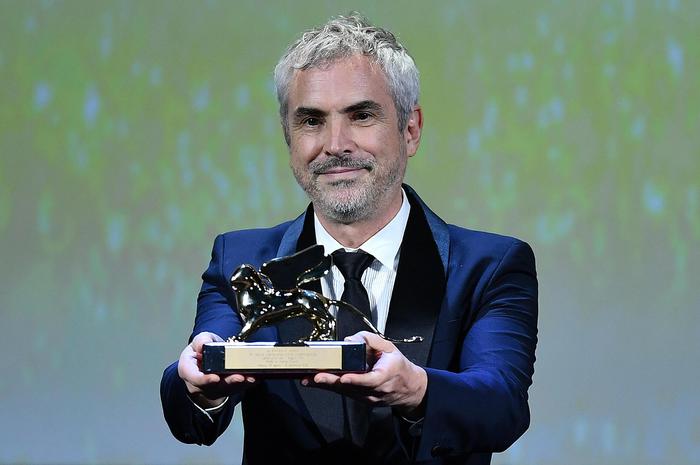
[178,331,256,409]
[303,331,428,417]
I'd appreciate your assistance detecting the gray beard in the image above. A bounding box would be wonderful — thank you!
[293,155,404,224]
[312,179,377,224]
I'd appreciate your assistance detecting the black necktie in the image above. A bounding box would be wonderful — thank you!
[331,249,376,448]
[332,249,375,338]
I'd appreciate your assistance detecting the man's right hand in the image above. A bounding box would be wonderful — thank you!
[177,331,256,409]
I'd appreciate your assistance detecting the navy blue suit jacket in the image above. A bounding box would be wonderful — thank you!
[161,186,538,464]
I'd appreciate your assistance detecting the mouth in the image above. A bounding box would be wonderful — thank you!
[311,157,373,178]
[317,166,365,176]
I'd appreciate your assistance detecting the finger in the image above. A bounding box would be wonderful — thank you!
[303,380,379,401]
[300,375,322,386]
[179,347,221,385]
[222,374,246,384]
[181,359,221,385]
[313,372,342,384]
[364,395,386,405]
[184,368,221,387]
[339,347,401,387]
[339,370,385,387]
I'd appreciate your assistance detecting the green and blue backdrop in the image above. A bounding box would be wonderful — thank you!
[1,1,698,464]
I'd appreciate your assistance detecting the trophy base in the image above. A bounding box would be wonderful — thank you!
[202,341,367,376]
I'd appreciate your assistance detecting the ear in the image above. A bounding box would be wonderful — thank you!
[404,105,423,157]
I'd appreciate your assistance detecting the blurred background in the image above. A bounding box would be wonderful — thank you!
[1,1,698,464]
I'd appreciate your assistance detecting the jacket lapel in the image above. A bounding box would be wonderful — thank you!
[384,189,445,366]
[274,204,322,345]
[275,204,347,444]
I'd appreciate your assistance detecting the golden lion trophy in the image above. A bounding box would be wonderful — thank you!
[202,245,422,376]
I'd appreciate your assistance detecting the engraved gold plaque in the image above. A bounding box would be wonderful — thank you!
[202,341,366,375]
[225,343,342,370]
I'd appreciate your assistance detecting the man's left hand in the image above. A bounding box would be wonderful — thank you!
[302,331,427,417]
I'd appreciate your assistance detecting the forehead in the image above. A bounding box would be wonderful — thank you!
[287,55,393,110]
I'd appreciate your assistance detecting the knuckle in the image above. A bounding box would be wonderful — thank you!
[375,384,391,394]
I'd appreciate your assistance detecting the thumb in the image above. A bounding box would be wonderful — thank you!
[354,331,396,353]
[191,331,223,353]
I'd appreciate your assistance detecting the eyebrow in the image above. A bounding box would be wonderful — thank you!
[292,100,384,120]
[293,106,326,120]
[343,100,383,115]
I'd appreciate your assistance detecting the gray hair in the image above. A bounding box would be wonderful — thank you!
[274,13,420,144]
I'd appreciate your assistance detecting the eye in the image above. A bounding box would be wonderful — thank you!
[354,111,372,121]
[304,117,321,127]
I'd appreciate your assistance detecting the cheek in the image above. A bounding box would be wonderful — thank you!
[355,127,400,155]
[290,135,322,164]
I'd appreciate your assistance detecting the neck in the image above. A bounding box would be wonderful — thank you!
[316,188,403,248]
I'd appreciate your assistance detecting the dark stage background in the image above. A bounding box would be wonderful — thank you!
[1,1,698,464]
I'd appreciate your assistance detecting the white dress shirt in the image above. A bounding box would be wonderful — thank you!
[314,189,411,333]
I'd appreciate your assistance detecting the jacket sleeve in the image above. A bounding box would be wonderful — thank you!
[416,240,538,461]
[160,234,243,445]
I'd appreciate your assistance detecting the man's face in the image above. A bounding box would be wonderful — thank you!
[285,54,418,224]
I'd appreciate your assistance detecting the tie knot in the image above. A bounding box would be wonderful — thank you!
[332,249,375,281]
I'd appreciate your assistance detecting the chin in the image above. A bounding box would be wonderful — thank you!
[316,189,374,224]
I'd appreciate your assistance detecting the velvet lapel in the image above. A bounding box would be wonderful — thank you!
[274,203,322,344]
[384,190,445,366]
[275,204,347,444]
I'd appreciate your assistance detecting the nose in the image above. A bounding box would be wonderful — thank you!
[324,116,355,156]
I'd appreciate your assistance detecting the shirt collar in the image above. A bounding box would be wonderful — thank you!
[313,188,411,271]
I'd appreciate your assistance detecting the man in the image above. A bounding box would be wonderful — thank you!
[161,14,537,465]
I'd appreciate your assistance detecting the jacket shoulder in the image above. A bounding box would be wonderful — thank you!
[446,224,535,263]
[447,223,530,247]
[214,220,295,272]
[218,220,293,245]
